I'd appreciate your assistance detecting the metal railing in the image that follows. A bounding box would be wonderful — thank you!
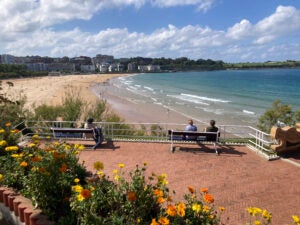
[17,120,276,156]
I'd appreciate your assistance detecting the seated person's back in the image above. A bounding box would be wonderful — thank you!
[185,119,197,140]
[205,120,219,141]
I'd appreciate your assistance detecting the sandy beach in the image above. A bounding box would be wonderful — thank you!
[5,73,193,127]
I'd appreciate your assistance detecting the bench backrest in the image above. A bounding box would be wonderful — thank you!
[168,130,219,142]
[50,127,93,133]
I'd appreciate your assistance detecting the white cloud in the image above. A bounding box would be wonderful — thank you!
[0,2,300,62]
[253,5,300,44]
[151,0,215,12]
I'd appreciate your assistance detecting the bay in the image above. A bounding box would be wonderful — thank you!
[105,68,300,127]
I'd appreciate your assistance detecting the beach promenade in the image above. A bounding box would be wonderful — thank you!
[78,141,300,225]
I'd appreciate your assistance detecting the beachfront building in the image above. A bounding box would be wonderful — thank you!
[109,63,124,72]
[26,63,48,71]
[96,63,109,73]
[0,54,15,64]
[138,64,161,72]
[81,64,95,72]
[48,63,75,72]
[127,62,136,72]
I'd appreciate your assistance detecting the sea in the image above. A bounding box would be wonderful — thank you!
[98,68,300,127]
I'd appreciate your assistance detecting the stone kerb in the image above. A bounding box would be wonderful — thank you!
[0,186,54,225]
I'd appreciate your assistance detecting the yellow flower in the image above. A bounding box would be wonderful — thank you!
[203,205,210,213]
[11,154,21,158]
[5,146,19,151]
[165,205,176,217]
[32,134,39,139]
[118,163,124,168]
[76,194,84,202]
[29,143,36,148]
[293,215,300,223]
[254,220,262,225]
[113,169,118,174]
[74,178,80,183]
[192,203,201,213]
[0,140,7,146]
[0,129,5,134]
[262,209,272,221]
[94,161,104,170]
[0,174,3,182]
[208,214,214,219]
[72,185,83,193]
[114,175,120,181]
[247,207,262,216]
[158,216,169,225]
[78,145,85,151]
[219,206,225,211]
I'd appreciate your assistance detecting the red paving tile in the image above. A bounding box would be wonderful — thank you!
[78,141,300,225]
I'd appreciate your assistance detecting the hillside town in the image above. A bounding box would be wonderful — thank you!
[0,54,161,73]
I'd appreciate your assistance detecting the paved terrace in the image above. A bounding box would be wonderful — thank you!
[78,141,300,225]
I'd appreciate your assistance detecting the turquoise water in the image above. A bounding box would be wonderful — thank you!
[108,68,300,126]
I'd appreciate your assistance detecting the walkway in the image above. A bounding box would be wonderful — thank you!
[78,141,300,225]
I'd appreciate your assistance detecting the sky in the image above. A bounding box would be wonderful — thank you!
[1,0,300,63]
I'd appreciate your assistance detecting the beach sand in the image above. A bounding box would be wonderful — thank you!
[5,73,194,127]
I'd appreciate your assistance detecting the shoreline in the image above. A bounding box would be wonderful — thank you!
[6,73,196,128]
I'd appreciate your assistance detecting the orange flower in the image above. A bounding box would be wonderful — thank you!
[127,191,137,202]
[150,218,159,225]
[39,167,46,173]
[158,217,170,225]
[20,161,28,167]
[80,189,91,199]
[188,186,195,194]
[59,163,67,173]
[177,202,186,217]
[203,193,214,203]
[153,189,163,197]
[5,122,11,127]
[157,196,165,204]
[201,187,208,193]
[32,156,42,162]
[167,204,177,217]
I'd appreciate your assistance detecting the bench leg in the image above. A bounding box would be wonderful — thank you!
[214,143,219,155]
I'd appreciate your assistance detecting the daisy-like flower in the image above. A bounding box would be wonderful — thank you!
[167,204,177,217]
[203,193,214,204]
[74,178,80,183]
[20,161,28,167]
[94,161,104,170]
[118,163,124,168]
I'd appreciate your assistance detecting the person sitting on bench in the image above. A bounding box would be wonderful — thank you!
[184,119,197,140]
[205,120,219,141]
[84,118,103,150]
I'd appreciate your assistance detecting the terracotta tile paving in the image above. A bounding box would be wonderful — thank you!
[78,141,300,225]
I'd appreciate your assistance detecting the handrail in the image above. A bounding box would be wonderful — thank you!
[19,120,276,157]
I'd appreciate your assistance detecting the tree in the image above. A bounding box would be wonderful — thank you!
[257,99,296,133]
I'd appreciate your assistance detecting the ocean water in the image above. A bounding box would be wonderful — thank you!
[104,68,300,127]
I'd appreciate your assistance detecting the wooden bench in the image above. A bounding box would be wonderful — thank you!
[168,130,220,155]
[50,127,94,139]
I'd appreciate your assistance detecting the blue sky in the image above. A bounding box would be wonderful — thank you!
[0,0,300,62]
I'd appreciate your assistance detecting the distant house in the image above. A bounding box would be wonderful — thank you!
[138,65,160,72]
[109,63,124,72]
[81,64,95,72]
[127,63,136,72]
